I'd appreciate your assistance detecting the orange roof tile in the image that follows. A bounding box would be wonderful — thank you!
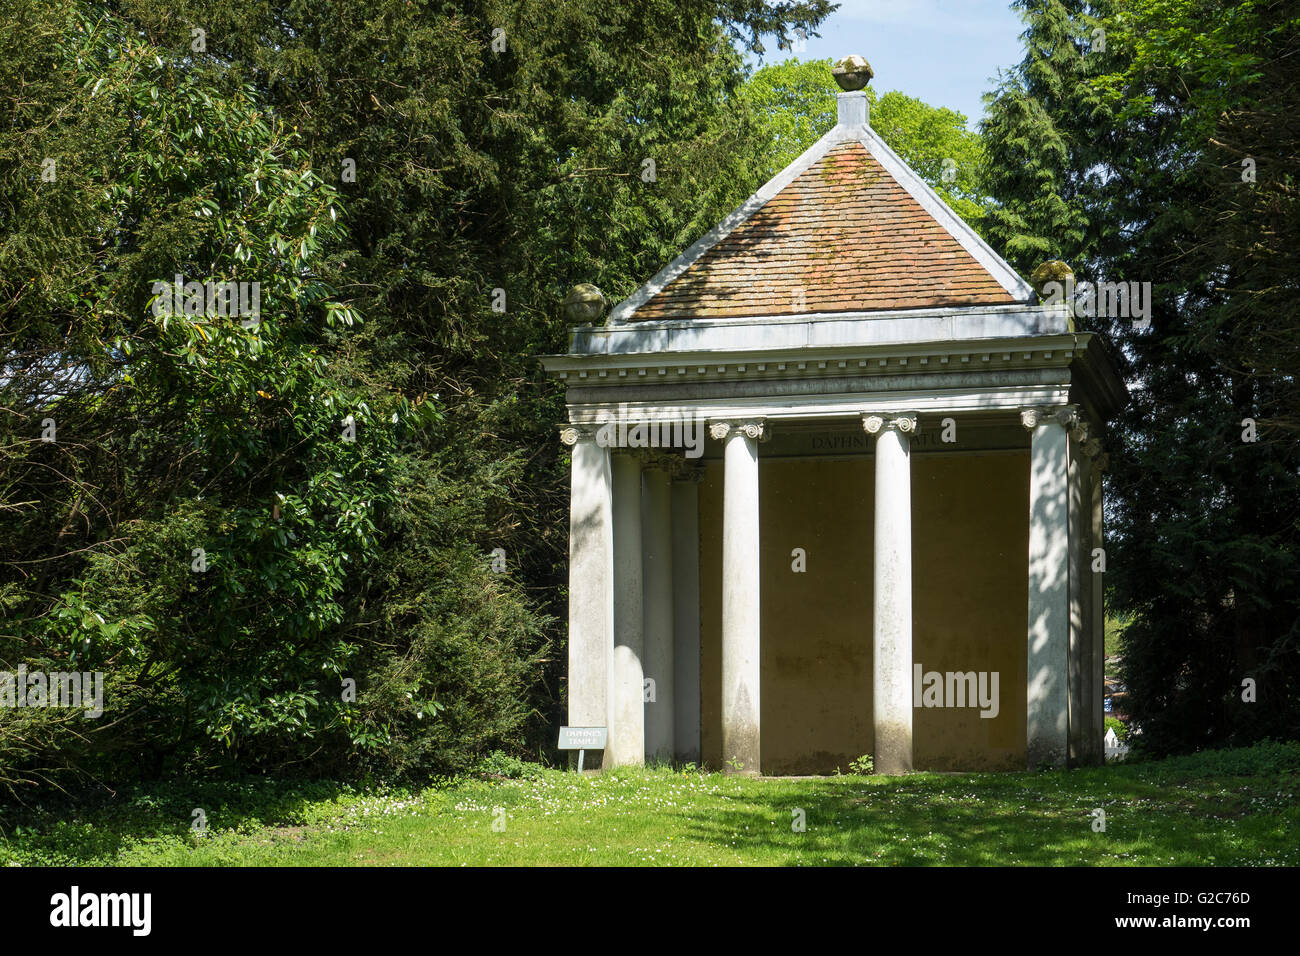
[632,142,1017,320]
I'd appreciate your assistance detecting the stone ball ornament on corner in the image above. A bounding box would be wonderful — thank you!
[562,283,607,325]
[1029,260,1074,297]
[832,54,874,91]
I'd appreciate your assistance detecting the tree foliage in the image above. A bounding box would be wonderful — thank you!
[0,0,835,796]
[983,0,1300,754]
[743,57,993,227]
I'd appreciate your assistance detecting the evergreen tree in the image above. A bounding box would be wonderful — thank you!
[983,0,1300,753]
[743,58,993,228]
[980,0,1117,273]
[0,0,836,793]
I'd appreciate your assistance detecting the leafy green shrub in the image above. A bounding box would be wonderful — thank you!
[848,754,874,775]
[1104,717,1129,742]
[3,0,830,802]
[473,750,542,780]
[1131,739,1300,777]
[0,6,549,798]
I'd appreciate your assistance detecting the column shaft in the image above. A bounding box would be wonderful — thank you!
[642,464,675,764]
[566,434,614,769]
[1026,411,1071,768]
[870,419,914,774]
[1090,461,1107,762]
[720,426,761,775]
[672,477,702,765]
[610,453,645,766]
[1068,440,1087,765]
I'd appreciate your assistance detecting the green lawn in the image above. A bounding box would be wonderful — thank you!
[3,743,1297,866]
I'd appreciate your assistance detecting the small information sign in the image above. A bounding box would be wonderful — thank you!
[558,726,607,771]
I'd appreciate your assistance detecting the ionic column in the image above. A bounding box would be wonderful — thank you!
[1067,419,1088,765]
[1022,406,1074,769]
[640,454,675,764]
[610,451,645,767]
[561,425,614,769]
[671,465,703,765]
[863,412,918,775]
[710,419,764,775]
[1088,447,1109,764]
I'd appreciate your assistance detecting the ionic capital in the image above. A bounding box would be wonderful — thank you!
[559,423,598,446]
[1020,404,1080,432]
[862,412,919,436]
[709,419,766,442]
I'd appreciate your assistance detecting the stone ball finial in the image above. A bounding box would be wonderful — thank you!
[832,55,874,91]
[1030,260,1074,295]
[562,283,607,324]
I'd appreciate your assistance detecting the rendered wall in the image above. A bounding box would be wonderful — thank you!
[699,449,1029,774]
[912,451,1028,770]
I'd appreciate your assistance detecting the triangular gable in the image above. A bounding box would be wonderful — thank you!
[609,113,1033,322]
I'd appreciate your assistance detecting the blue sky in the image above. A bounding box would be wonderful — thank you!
[750,0,1028,129]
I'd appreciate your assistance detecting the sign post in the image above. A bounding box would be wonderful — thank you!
[558,726,607,772]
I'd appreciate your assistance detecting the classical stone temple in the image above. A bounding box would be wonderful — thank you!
[542,62,1126,776]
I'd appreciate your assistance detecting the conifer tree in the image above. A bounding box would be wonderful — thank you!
[983,0,1300,753]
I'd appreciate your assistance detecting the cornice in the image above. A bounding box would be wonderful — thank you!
[544,333,1088,387]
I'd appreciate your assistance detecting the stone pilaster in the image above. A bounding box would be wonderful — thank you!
[1083,437,1108,765]
[1022,405,1075,769]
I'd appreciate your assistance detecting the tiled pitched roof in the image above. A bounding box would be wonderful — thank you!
[631,142,1018,320]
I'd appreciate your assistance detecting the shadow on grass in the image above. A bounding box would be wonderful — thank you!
[674,762,1298,866]
[0,776,362,865]
[4,741,1296,866]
